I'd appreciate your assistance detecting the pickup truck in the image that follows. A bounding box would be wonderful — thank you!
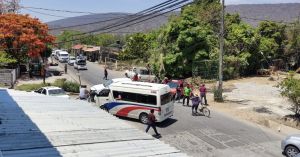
[125,67,156,82]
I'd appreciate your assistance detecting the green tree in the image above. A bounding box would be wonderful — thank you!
[56,30,81,50]
[257,21,287,60]
[279,72,300,115]
[224,14,258,78]
[119,33,151,62]
[286,20,300,69]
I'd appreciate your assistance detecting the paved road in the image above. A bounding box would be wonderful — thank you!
[124,102,284,157]
[61,61,123,86]
[63,61,284,157]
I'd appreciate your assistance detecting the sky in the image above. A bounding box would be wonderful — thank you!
[19,0,300,22]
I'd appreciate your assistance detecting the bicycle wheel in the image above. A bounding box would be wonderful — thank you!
[202,107,210,117]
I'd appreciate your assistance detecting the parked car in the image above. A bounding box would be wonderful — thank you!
[68,56,76,66]
[124,67,156,82]
[282,134,300,157]
[89,78,132,102]
[74,58,87,70]
[33,86,69,99]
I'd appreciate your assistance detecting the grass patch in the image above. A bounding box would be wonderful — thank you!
[15,79,80,93]
[16,83,50,92]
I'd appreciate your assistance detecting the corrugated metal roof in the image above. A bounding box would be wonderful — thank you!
[0,89,187,157]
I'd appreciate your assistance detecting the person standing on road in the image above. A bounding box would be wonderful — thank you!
[103,67,108,80]
[183,84,192,106]
[199,84,208,105]
[190,93,200,115]
[145,109,161,136]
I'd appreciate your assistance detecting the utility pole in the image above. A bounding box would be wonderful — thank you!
[217,0,225,101]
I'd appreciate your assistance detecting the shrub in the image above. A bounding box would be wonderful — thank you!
[62,81,80,93]
[279,72,300,115]
[52,78,66,88]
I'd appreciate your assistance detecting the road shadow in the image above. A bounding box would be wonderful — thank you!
[0,89,62,156]
[157,118,178,128]
[192,112,211,118]
[117,116,178,128]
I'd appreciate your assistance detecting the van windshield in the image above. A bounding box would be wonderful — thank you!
[60,54,68,57]
[161,93,172,105]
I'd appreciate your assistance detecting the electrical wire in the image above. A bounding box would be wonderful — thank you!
[54,0,192,44]
[23,8,69,18]
[72,0,190,37]
[49,0,179,30]
[21,6,96,14]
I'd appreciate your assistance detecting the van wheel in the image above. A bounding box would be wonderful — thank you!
[139,113,148,124]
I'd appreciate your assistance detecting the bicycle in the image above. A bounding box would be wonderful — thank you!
[198,105,210,117]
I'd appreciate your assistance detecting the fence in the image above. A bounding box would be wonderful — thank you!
[192,60,218,80]
[104,57,118,70]
[0,68,19,87]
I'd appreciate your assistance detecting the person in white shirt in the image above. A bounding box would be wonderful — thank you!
[79,85,89,100]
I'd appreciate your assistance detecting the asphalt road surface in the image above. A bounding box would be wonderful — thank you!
[63,61,284,157]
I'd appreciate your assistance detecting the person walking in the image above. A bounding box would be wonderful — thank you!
[200,84,208,105]
[145,109,160,136]
[103,67,108,80]
[190,93,200,115]
[182,84,192,106]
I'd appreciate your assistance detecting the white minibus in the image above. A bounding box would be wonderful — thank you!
[58,51,69,63]
[95,81,174,124]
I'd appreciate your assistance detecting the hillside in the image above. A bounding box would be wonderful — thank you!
[226,3,300,26]
[48,3,300,35]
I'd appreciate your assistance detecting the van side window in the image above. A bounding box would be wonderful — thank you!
[98,89,110,97]
[113,91,157,105]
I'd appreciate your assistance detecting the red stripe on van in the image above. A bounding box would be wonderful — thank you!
[116,106,159,117]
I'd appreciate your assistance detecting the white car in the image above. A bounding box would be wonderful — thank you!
[125,67,156,82]
[68,56,76,66]
[33,86,70,99]
[282,135,300,157]
[89,78,132,102]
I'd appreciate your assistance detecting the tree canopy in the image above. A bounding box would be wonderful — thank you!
[0,14,55,63]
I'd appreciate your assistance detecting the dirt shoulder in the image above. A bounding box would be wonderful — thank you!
[205,76,300,137]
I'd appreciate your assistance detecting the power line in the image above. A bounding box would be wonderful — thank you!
[73,0,189,37]
[49,0,179,30]
[49,15,129,30]
[55,0,192,45]
[23,8,69,18]
[21,6,96,14]
[56,0,189,43]
[88,0,190,35]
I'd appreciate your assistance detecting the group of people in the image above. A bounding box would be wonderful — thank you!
[182,84,208,115]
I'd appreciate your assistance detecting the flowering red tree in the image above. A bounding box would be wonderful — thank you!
[0,14,55,63]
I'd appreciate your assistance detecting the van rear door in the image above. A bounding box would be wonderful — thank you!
[159,92,174,118]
